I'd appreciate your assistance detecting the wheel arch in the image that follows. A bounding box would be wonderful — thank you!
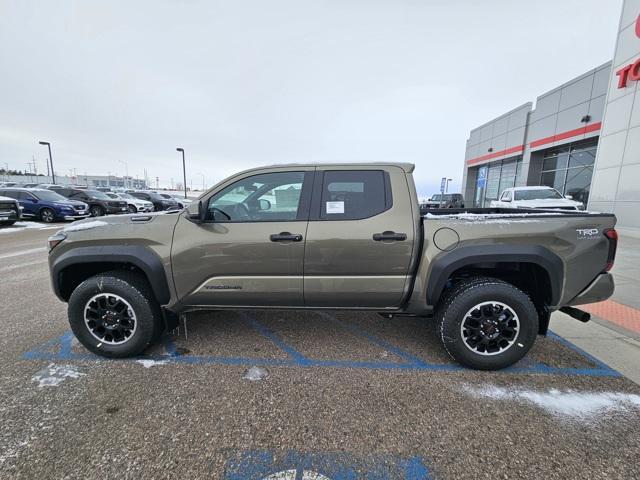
[426,245,563,334]
[51,246,171,305]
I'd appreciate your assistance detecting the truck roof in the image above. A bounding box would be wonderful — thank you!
[258,162,416,173]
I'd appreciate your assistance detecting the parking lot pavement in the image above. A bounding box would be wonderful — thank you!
[2,228,640,479]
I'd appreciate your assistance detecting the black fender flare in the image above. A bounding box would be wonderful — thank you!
[51,245,171,304]
[426,244,564,307]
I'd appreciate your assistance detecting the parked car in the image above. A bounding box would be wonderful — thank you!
[48,162,617,371]
[106,192,154,213]
[17,182,39,188]
[96,187,112,192]
[0,194,22,225]
[56,188,128,217]
[420,193,465,210]
[160,193,192,209]
[0,182,18,187]
[490,186,585,210]
[130,191,180,211]
[36,183,64,190]
[0,188,89,223]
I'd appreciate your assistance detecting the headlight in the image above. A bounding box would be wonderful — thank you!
[47,231,67,251]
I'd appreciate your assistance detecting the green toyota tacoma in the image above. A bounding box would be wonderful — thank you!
[47,163,618,370]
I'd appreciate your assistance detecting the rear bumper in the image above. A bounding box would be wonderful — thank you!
[567,273,615,306]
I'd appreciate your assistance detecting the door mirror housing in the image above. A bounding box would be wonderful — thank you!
[258,199,271,211]
[187,200,206,223]
[565,194,573,200]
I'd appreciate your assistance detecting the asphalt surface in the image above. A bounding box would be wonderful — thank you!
[1,223,640,479]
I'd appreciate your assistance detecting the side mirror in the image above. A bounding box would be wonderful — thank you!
[503,197,511,202]
[565,194,573,200]
[258,199,271,211]
[187,200,206,223]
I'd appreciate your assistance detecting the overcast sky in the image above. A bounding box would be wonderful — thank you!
[0,0,622,194]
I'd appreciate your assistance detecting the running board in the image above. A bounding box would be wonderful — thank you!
[559,306,591,323]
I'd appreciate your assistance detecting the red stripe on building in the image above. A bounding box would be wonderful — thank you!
[466,145,524,166]
[529,122,602,149]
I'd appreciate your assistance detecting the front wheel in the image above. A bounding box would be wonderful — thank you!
[437,277,538,370]
[90,205,105,217]
[68,271,162,358]
[128,204,137,213]
[40,207,56,223]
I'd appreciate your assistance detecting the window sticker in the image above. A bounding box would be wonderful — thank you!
[325,201,344,214]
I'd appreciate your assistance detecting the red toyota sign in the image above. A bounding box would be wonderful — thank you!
[615,15,640,88]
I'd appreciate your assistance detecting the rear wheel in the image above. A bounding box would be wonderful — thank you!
[39,207,56,223]
[437,277,538,370]
[68,271,162,358]
[90,205,105,217]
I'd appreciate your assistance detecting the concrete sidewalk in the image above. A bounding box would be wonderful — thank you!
[554,233,640,384]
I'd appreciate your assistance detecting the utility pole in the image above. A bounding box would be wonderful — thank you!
[176,148,187,199]
[38,141,55,183]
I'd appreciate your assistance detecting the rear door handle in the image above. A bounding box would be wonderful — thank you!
[270,232,303,242]
[373,231,407,241]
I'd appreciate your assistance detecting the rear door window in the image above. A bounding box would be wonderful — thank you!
[318,170,391,220]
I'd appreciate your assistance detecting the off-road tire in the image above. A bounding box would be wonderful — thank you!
[128,204,137,213]
[68,270,162,358]
[437,276,538,370]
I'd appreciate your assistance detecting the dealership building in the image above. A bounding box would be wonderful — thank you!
[461,0,640,235]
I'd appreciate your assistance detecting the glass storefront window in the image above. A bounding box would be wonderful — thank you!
[471,155,522,207]
[540,139,596,206]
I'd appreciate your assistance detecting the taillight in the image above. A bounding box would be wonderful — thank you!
[603,228,618,272]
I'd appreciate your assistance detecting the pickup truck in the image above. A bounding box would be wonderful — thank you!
[47,163,617,370]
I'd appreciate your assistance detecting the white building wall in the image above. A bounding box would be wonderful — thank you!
[590,0,640,234]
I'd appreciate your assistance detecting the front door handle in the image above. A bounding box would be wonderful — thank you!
[373,231,407,241]
[270,232,303,242]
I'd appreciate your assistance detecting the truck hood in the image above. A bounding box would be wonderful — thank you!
[60,211,181,237]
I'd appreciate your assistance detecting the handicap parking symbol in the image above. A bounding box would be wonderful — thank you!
[224,449,431,479]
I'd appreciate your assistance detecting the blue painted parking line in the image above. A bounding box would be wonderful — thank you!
[223,449,431,479]
[21,315,621,377]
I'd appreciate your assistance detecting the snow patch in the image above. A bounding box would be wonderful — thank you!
[243,366,269,381]
[32,363,85,387]
[63,220,109,232]
[0,221,54,234]
[462,384,640,419]
[136,359,170,368]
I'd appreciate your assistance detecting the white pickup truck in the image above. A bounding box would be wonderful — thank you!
[490,186,585,211]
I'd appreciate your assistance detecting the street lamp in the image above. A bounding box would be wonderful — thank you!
[176,147,187,199]
[38,141,55,184]
[445,178,452,193]
[118,159,129,189]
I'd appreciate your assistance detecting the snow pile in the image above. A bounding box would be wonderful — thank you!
[63,220,109,232]
[31,363,86,387]
[243,366,269,381]
[462,384,640,419]
[136,359,170,368]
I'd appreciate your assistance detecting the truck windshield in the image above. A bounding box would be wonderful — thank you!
[514,189,563,201]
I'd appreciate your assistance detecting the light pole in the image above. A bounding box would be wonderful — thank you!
[445,178,453,193]
[176,147,187,199]
[118,160,129,189]
[39,141,55,184]
[197,172,205,191]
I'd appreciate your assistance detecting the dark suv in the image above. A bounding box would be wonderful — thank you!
[57,188,128,217]
[0,188,88,223]
[420,193,465,211]
[0,194,21,225]
[130,191,180,211]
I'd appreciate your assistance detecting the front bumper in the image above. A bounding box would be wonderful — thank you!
[567,273,615,306]
[63,214,91,220]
